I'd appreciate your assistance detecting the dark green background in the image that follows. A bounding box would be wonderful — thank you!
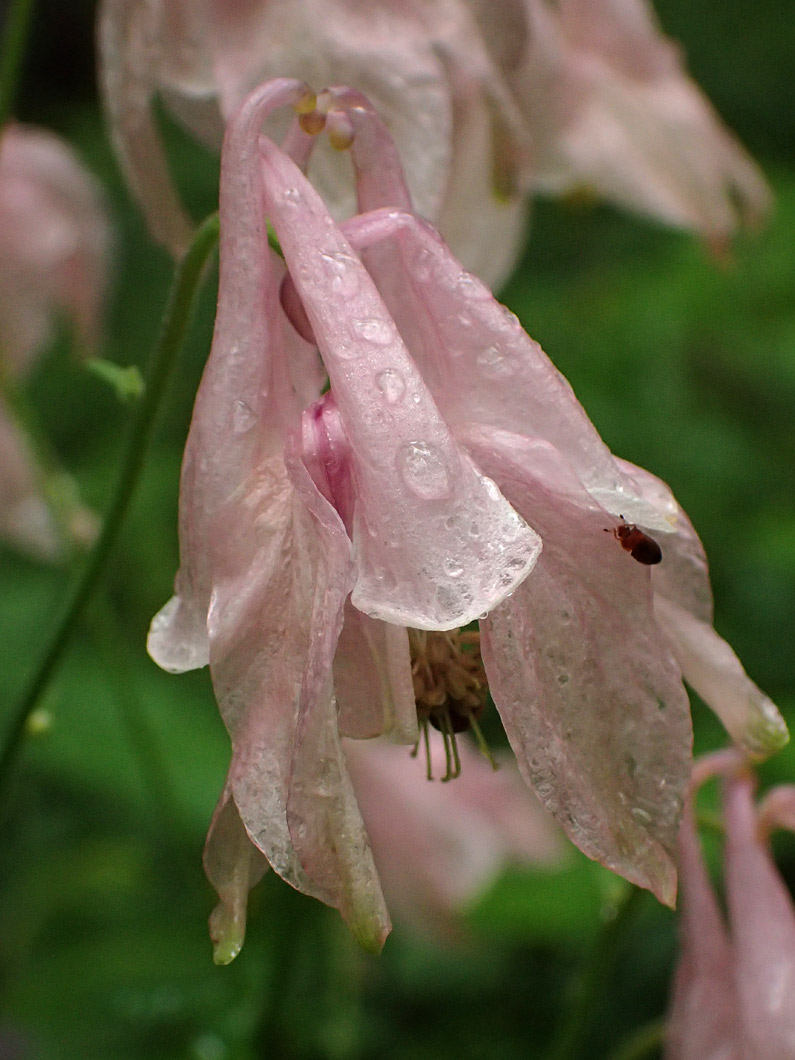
[2,2,794,1057]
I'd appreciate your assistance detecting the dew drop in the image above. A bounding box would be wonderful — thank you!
[320,250,360,297]
[375,368,405,404]
[232,400,257,434]
[353,318,394,345]
[468,521,481,539]
[476,344,514,378]
[397,442,451,500]
[443,557,464,578]
[282,186,302,207]
[456,272,488,299]
[631,807,652,826]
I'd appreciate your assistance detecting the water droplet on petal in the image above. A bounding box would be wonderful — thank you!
[320,250,360,297]
[456,272,488,299]
[232,400,256,434]
[397,442,452,500]
[631,807,652,826]
[477,344,514,378]
[353,318,394,345]
[468,521,481,539]
[282,187,302,207]
[375,369,405,404]
[443,557,464,578]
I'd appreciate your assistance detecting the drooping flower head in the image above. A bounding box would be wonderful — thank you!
[148,78,786,960]
[0,124,110,558]
[98,0,769,284]
[666,753,795,1060]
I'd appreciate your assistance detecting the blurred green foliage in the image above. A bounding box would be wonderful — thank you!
[1,2,794,1058]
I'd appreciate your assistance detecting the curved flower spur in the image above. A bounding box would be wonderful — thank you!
[148,79,787,961]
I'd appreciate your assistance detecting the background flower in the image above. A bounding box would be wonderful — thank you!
[97,0,768,286]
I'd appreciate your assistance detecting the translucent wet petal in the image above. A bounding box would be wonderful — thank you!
[724,774,795,1060]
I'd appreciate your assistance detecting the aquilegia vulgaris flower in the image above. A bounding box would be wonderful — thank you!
[0,123,110,558]
[666,753,795,1060]
[148,78,786,960]
[98,0,769,285]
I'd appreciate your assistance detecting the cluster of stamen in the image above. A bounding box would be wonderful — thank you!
[408,628,497,781]
[294,88,355,151]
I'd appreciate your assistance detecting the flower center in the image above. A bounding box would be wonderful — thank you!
[408,629,497,781]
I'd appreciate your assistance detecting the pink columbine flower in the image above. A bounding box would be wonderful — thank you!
[0,124,110,558]
[98,0,768,285]
[517,0,771,247]
[666,755,795,1060]
[148,78,785,960]
[343,737,565,941]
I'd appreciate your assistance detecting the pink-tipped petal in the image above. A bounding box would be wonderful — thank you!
[471,427,691,904]
[665,803,743,1060]
[260,139,541,630]
[203,786,269,965]
[724,773,795,1060]
[654,597,788,760]
[148,78,310,673]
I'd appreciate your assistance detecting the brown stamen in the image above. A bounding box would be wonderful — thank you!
[409,629,495,778]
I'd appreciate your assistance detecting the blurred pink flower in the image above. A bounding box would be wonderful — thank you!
[0,123,110,374]
[667,757,795,1060]
[344,737,565,940]
[0,124,110,558]
[98,0,768,285]
[148,79,785,960]
[517,0,771,246]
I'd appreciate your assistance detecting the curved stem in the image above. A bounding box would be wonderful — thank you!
[545,884,645,1060]
[0,212,220,801]
[0,0,36,128]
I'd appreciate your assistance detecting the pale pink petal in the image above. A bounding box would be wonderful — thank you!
[654,597,788,760]
[260,138,541,630]
[98,0,194,253]
[665,803,743,1060]
[283,441,391,950]
[0,400,61,559]
[724,773,795,1060]
[148,79,309,673]
[203,786,269,965]
[344,737,562,938]
[470,427,691,904]
[758,786,795,838]
[333,603,418,744]
[521,0,771,240]
[616,459,713,625]
[613,460,787,758]
[0,124,111,371]
[341,206,669,531]
[209,0,452,226]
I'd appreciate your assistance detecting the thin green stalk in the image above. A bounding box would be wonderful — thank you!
[546,885,645,1060]
[0,0,36,128]
[0,212,219,801]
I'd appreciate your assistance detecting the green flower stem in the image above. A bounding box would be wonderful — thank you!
[0,0,36,128]
[546,884,645,1060]
[0,212,220,801]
